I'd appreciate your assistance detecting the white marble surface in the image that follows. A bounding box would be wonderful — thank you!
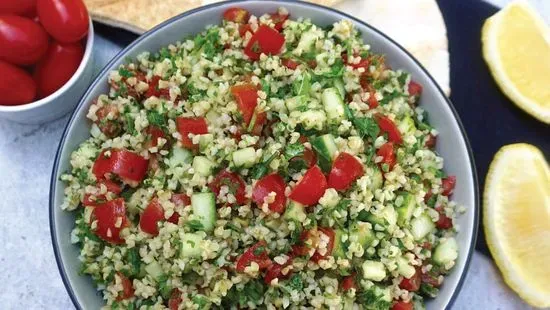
[0,0,547,309]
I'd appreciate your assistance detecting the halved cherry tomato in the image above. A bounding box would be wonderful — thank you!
[239,23,252,37]
[435,206,453,229]
[392,301,413,310]
[341,275,357,291]
[244,25,285,60]
[375,114,402,144]
[176,117,208,149]
[0,60,36,105]
[92,149,149,187]
[144,126,166,149]
[91,198,129,244]
[236,241,272,272]
[167,288,183,310]
[82,179,122,207]
[37,0,89,43]
[116,272,134,301]
[223,7,249,23]
[399,268,421,292]
[328,152,364,191]
[0,0,36,16]
[139,198,165,236]
[0,15,49,65]
[209,170,247,206]
[310,227,335,263]
[168,193,190,224]
[144,75,170,99]
[282,58,299,70]
[441,176,456,196]
[408,80,423,97]
[425,133,437,149]
[288,165,327,206]
[231,83,258,125]
[33,41,84,98]
[377,142,397,170]
[264,256,293,285]
[270,12,289,31]
[252,173,287,214]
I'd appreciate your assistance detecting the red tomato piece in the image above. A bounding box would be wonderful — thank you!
[441,176,456,196]
[0,15,48,65]
[425,133,437,149]
[236,241,272,272]
[145,75,170,99]
[328,152,364,191]
[116,272,134,301]
[341,275,357,291]
[408,80,423,97]
[176,117,208,149]
[244,25,285,60]
[92,149,149,186]
[144,126,166,149]
[168,193,190,224]
[282,58,299,70]
[239,23,252,37]
[435,206,453,229]
[0,60,36,105]
[223,7,249,23]
[264,257,293,285]
[421,272,441,287]
[288,165,327,206]
[36,0,89,43]
[375,114,403,144]
[252,173,287,214]
[0,0,36,16]
[311,227,335,263]
[33,41,84,98]
[376,142,397,170]
[231,83,258,125]
[82,179,122,207]
[209,170,247,206]
[342,53,370,69]
[250,111,267,136]
[91,198,129,244]
[140,198,165,236]
[392,301,414,310]
[270,12,289,31]
[168,289,183,310]
[399,268,421,292]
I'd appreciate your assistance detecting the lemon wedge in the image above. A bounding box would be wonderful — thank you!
[484,143,550,308]
[482,1,550,124]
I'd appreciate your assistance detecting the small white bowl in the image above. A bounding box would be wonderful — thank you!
[0,21,95,124]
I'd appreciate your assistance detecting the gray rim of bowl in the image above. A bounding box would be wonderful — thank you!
[49,1,480,309]
[0,19,95,112]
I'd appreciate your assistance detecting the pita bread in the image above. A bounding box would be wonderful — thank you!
[84,0,450,93]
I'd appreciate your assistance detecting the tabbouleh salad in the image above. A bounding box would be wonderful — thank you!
[60,6,463,310]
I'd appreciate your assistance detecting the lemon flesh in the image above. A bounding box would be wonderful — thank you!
[482,1,550,123]
[484,143,550,308]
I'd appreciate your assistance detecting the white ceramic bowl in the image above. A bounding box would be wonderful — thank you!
[0,21,95,124]
[50,1,479,309]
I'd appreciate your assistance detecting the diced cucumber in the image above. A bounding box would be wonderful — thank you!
[322,87,345,123]
[398,115,417,136]
[284,200,307,222]
[199,133,214,152]
[296,30,319,53]
[396,256,416,279]
[311,133,338,172]
[180,232,205,258]
[232,147,257,168]
[191,192,217,233]
[433,237,458,265]
[332,229,347,259]
[349,221,375,249]
[145,261,164,280]
[292,73,311,96]
[362,260,387,281]
[169,145,193,167]
[396,192,416,226]
[410,213,435,240]
[333,79,346,99]
[363,206,397,228]
[369,167,384,191]
[285,95,307,112]
[193,156,215,177]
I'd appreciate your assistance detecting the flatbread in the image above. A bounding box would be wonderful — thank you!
[84,0,450,93]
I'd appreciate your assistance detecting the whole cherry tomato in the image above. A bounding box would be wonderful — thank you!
[0,0,36,16]
[0,60,36,105]
[33,41,84,98]
[36,0,89,43]
[0,15,49,65]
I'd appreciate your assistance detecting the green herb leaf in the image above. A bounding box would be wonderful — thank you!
[420,283,439,298]
[292,72,311,96]
[147,110,166,128]
[286,274,304,291]
[284,143,305,160]
[353,116,380,140]
[186,219,204,231]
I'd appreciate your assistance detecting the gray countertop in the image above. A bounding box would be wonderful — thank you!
[0,0,546,309]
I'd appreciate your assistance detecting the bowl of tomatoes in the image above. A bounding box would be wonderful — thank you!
[0,0,94,124]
